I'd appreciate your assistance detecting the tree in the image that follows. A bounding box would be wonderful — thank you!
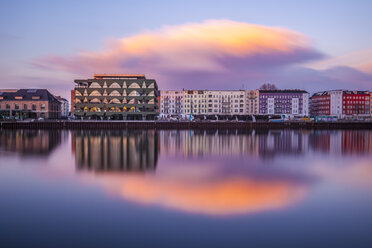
[260,83,278,90]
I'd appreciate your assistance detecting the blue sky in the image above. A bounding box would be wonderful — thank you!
[1,0,371,99]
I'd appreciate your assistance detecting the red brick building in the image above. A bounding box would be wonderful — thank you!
[311,90,370,119]
[342,91,370,118]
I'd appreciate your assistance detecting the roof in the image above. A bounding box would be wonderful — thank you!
[259,90,308,93]
[0,89,60,102]
[92,74,146,79]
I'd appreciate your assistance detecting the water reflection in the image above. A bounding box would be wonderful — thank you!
[0,129,64,157]
[160,129,372,158]
[1,129,372,215]
[72,130,158,172]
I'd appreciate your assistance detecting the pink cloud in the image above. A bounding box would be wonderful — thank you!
[30,19,372,91]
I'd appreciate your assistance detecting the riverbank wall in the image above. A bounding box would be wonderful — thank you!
[1,121,372,130]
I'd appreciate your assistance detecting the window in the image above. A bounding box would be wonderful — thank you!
[6,104,10,109]
[41,104,46,110]
[89,90,102,96]
[24,104,27,110]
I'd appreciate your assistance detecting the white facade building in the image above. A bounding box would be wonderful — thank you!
[329,90,343,118]
[159,90,184,118]
[55,96,69,117]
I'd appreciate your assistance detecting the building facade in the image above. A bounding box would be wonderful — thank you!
[206,90,245,116]
[0,89,61,120]
[159,90,184,118]
[342,91,370,118]
[311,90,370,119]
[311,90,343,117]
[246,90,259,115]
[183,90,208,116]
[259,90,309,116]
[370,92,372,116]
[55,96,69,117]
[73,74,159,120]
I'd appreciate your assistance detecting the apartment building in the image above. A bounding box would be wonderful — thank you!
[259,90,309,116]
[159,90,184,118]
[311,90,370,119]
[246,90,259,115]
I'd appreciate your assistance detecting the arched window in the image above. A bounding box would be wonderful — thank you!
[109,98,121,104]
[90,98,101,103]
[148,91,155,96]
[148,99,155,104]
[75,91,82,96]
[75,98,81,103]
[128,98,135,104]
[148,83,154,88]
[89,90,102,96]
[89,82,101,88]
[129,82,140,88]
[109,90,121,96]
[109,82,120,88]
[129,90,140,96]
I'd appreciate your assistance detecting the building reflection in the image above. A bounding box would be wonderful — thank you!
[72,129,372,215]
[0,129,63,156]
[72,130,158,172]
[159,129,372,158]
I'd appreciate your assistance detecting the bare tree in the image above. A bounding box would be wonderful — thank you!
[260,83,278,90]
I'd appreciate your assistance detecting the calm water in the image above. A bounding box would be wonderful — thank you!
[1,129,372,248]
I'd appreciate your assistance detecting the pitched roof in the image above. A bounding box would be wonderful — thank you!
[0,89,60,102]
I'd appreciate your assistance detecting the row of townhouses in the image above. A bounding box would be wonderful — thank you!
[160,89,372,119]
[160,89,310,118]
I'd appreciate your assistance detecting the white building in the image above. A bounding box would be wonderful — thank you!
[184,90,208,116]
[205,90,245,116]
[55,96,69,117]
[159,90,184,118]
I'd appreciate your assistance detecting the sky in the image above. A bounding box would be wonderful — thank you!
[0,0,371,100]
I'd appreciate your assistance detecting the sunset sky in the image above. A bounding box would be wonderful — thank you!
[1,0,371,99]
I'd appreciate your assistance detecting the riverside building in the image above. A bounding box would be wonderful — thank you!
[73,74,159,120]
[0,89,61,120]
[311,90,370,119]
[159,90,184,118]
[246,90,259,115]
[259,90,309,117]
